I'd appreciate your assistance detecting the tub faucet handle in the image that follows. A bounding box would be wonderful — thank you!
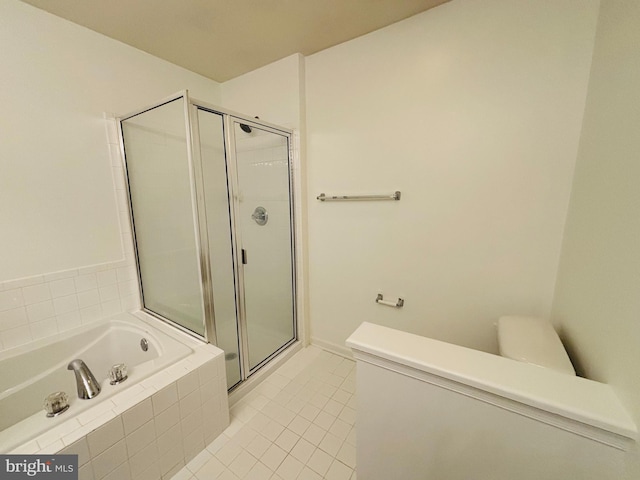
[109,364,128,385]
[67,359,101,400]
[44,391,70,417]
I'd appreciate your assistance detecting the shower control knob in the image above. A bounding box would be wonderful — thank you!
[109,364,128,385]
[44,392,70,417]
[251,206,268,226]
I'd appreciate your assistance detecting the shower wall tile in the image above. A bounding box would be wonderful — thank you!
[101,299,122,317]
[22,283,52,304]
[26,300,55,322]
[80,305,103,324]
[78,289,101,308]
[53,294,79,315]
[30,318,58,340]
[50,278,76,298]
[3,276,44,290]
[75,274,99,293]
[0,259,142,352]
[44,269,78,283]
[97,270,118,287]
[56,311,82,331]
[99,284,120,302]
[0,307,28,330]
[0,325,32,350]
[0,288,25,312]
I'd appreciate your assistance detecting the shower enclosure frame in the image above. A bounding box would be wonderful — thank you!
[117,91,299,388]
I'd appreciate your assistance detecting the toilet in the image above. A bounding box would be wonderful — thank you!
[497,315,576,375]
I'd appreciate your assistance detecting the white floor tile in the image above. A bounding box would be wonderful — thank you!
[336,442,356,469]
[312,411,336,430]
[195,456,226,479]
[306,448,333,477]
[287,416,310,436]
[228,450,257,478]
[328,418,351,441]
[274,455,303,480]
[244,461,273,480]
[245,434,272,459]
[289,438,315,465]
[171,347,358,480]
[186,448,213,473]
[338,406,357,425]
[301,424,326,446]
[323,399,344,417]
[298,404,320,422]
[217,470,241,480]
[260,444,287,471]
[297,466,322,480]
[261,419,286,442]
[274,429,299,453]
[318,432,343,457]
[207,433,230,455]
[325,460,353,480]
[215,440,243,466]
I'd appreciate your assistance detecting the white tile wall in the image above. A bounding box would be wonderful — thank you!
[49,354,229,480]
[0,117,141,353]
[0,261,141,352]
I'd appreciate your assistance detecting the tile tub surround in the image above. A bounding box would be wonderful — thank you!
[9,339,230,480]
[171,346,357,480]
[0,262,142,352]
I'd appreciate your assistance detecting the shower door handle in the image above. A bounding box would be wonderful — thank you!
[241,249,248,265]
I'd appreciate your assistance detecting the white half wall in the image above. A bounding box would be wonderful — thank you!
[552,0,640,473]
[0,0,221,283]
[305,0,599,355]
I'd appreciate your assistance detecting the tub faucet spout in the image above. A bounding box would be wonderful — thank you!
[67,359,101,399]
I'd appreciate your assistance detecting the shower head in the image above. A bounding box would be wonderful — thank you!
[240,123,252,133]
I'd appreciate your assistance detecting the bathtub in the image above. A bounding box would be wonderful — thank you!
[0,311,229,478]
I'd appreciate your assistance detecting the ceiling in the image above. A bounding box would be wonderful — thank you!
[21,0,450,82]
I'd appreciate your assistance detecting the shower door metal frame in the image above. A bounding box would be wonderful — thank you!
[193,99,298,382]
[118,91,217,345]
[222,113,298,378]
[119,91,298,388]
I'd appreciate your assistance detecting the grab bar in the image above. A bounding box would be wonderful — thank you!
[376,294,404,308]
[317,191,401,202]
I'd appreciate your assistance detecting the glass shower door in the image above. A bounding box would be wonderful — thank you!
[196,108,242,388]
[121,97,206,337]
[232,121,296,371]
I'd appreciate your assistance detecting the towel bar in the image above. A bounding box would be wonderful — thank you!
[317,191,401,202]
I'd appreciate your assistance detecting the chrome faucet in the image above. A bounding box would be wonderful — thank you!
[67,359,101,399]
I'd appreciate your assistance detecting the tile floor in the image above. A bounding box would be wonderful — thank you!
[170,346,357,480]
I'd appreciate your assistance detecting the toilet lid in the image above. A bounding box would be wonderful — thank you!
[498,316,576,376]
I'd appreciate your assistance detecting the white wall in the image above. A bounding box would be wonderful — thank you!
[0,0,220,351]
[0,0,221,283]
[305,0,599,355]
[552,0,640,474]
[221,54,304,130]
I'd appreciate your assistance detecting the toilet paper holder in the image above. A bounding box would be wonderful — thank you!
[376,294,404,308]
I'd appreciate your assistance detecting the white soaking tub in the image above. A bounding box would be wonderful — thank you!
[0,311,229,463]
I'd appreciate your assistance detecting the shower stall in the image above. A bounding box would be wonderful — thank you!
[118,92,297,389]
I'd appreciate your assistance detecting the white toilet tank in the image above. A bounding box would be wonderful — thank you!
[498,315,576,375]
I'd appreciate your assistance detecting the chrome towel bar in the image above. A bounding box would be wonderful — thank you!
[317,191,401,202]
[376,294,404,308]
